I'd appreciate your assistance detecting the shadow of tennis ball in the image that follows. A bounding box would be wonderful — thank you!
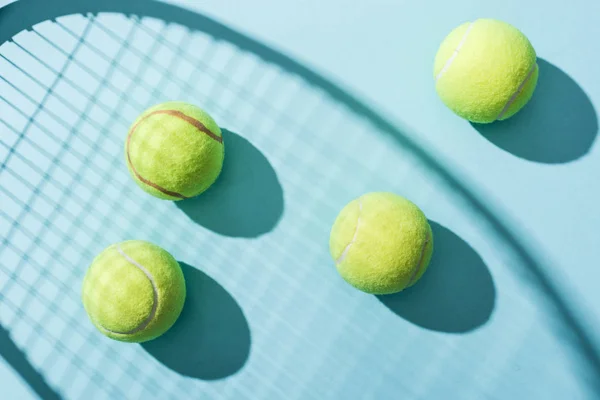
[176,129,284,238]
[142,262,251,380]
[378,221,496,333]
[473,59,598,163]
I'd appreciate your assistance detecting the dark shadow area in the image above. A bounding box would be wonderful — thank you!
[378,221,495,333]
[2,0,600,392]
[473,59,598,163]
[0,324,62,400]
[142,262,251,380]
[176,129,283,238]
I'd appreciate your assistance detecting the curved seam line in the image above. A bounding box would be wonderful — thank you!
[407,230,431,286]
[160,110,223,143]
[99,244,159,335]
[126,109,223,199]
[496,62,537,120]
[435,21,475,82]
[336,199,362,265]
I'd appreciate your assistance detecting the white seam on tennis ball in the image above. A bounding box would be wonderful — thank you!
[407,230,432,286]
[100,244,158,335]
[496,62,537,120]
[435,21,475,82]
[336,199,363,265]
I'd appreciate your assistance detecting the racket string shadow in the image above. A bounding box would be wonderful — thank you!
[0,0,599,394]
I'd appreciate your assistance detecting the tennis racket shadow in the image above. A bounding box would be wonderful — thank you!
[0,324,62,400]
[1,0,599,396]
[141,262,251,380]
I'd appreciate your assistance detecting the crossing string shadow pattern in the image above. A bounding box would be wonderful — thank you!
[0,0,598,397]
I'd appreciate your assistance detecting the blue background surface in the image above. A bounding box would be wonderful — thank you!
[0,0,599,399]
[178,0,600,304]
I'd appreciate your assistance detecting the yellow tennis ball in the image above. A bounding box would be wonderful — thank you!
[329,193,433,294]
[82,240,186,343]
[434,19,539,123]
[125,101,224,200]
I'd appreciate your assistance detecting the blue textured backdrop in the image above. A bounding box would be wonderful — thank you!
[1,0,599,399]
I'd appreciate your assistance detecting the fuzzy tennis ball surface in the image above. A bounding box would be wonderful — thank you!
[82,240,186,343]
[125,101,224,200]
[329,192,433,295]
[434,19,538,123]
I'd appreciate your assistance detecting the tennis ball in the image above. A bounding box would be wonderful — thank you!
[125,101,224,200]
[82,240,186,343]
[434,19,538,123]
[329,192,433,295]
